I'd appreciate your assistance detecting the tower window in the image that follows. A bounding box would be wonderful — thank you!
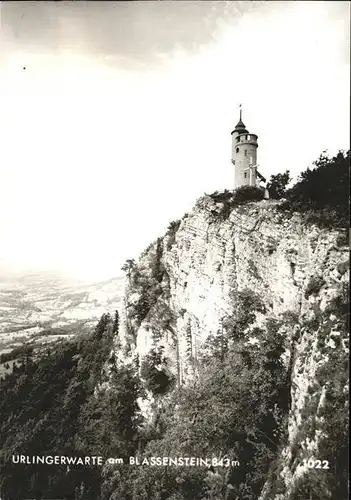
[244,172,247,178]
[236,147,239,153]
[244,150,247,156]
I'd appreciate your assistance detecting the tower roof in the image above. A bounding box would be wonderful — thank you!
[234,119,248,133]
[231,106,248,135]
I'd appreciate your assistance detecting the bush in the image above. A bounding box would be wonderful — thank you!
[291,471,333,500]
[208,189,233,203]
[304,276,326,299]
[303,206,348,229]
[208,187,264,220]
[233,185,265,204]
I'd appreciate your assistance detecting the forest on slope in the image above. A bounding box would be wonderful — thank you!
[0,294,348,499]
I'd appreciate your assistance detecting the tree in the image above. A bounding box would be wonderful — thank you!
[287,150,349,209]
[278,150,350,228]
[121,259,136,279]
[93,313,112,341]
[266,170,291,199]
[0,311,119,500]
[105,315,289,500]
[112,310,119,336]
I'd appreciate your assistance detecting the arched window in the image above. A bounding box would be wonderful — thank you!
[244,150,247,156]
[236,147,239,154]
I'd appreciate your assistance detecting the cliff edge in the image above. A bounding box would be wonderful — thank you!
[111,193,349,499]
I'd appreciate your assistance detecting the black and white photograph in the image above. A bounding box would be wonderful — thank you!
[0,1,349,499]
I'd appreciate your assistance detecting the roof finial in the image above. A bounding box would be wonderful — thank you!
[239,103,242,121]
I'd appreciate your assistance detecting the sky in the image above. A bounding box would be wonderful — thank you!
[0,1,349,282]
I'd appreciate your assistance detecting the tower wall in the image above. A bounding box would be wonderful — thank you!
[232,133,258,189]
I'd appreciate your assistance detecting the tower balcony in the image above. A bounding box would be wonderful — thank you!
[235,133,258,145]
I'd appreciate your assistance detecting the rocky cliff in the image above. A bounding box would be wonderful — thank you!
[112,193,349,499]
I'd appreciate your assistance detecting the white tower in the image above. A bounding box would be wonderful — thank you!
[231,106,259,189]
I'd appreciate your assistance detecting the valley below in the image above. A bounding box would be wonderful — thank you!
[0,271,124,373]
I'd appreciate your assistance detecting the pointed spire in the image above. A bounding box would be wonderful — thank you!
[230,103,249,135]
[233,103,247,133]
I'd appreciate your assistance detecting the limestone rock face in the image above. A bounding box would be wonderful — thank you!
[113,194,349,498]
